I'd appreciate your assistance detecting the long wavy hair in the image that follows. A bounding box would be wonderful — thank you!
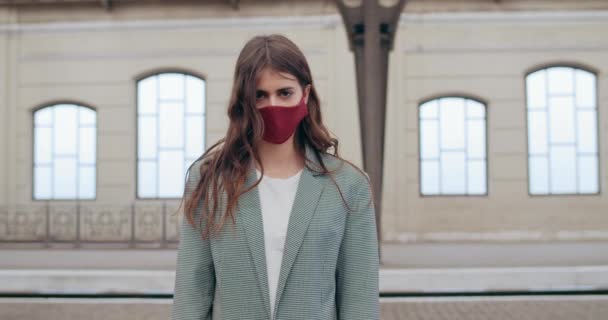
[175,34,372,240]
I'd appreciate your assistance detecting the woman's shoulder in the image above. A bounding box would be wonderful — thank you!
[187,149,218,183]
[319,152,370,192]
[188,155,209,178]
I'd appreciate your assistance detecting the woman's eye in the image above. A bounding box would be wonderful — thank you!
[256,93,265,99]
[280,91,293,97]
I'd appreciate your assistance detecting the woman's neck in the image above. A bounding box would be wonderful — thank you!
[256,139,305,178]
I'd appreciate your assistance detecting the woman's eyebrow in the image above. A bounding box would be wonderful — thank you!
[256,87,295,93]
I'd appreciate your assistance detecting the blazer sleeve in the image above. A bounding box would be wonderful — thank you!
[171,163,216,320]
[335,172,380,320]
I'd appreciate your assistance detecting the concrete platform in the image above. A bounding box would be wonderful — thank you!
[1,265,607,294]
[1,242,607,319]
[2,241,608,270]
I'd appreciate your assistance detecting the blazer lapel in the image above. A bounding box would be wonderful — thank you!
[273,151,325,317]
[239,144,327,320]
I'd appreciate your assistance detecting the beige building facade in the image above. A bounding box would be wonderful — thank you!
[1,0,607,265]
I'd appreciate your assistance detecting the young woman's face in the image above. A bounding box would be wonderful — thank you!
[255,68,309,109]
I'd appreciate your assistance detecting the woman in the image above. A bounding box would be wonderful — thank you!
[171,34,379,320]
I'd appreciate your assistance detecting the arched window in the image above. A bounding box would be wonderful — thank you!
[526,66,599,195]
[419,97,487,195]
[33,103,97,200]
[137,72,206,199]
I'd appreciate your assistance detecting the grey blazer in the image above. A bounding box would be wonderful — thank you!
[171,144,379,320]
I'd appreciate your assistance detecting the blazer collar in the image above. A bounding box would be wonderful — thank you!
[238,143,327,319]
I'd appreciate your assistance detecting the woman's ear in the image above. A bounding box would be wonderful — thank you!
[304,84,311,104]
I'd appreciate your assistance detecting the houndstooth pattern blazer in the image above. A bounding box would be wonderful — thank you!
[171,143,379,320]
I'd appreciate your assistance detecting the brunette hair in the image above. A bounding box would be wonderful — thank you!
[175,34,372,239]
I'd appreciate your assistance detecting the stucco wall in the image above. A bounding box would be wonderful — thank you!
[1,1,607,251]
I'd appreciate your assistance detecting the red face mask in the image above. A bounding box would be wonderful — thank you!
[258,95,308,144]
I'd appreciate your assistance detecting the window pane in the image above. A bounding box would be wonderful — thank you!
[186,116,204,159]
[526,70,546,110]
[575,70,596,109]
[159,150,184,198]
[54,105,78,155]
[34,107,53,126]
[527,111,548,155]
[138,160,157,198]
[578,155,599,193]
[79,166,96,199]
[440,98,465,149]
[420,120,439,159]
[138,116,157,159]
[529,156,549,194]
[548,67,573,95]
[186,76,205,114]
[183,159,192,193]
[440,151,466,194]
[550,145,576,194]
[138,77,157,115]
[159,102,184,148]
[79,107,96,126]
[421,160,439,195]
[467,100,485,118]
[420,100,438,119]
[549,96,575,144]
[468,159,486,194]
[54,157,77,199]
[467,119,485,159]
[34,166,52,199]
[79,127,96,164]
[577,110,597,153]
[35,127,52,164]
[159,73,184,101]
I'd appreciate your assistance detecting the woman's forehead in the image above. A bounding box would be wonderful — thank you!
[256,68,298,85]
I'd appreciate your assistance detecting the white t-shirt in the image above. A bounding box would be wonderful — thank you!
[254,167,304,320]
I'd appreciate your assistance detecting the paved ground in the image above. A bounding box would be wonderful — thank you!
[1,295,607,319]
[381,296,608,320]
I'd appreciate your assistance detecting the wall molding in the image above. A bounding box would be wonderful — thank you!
[400,10,608,23]
[0,10,607,34]
[0,14,341,34]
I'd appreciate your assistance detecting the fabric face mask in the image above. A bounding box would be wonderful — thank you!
[258,95,308,144]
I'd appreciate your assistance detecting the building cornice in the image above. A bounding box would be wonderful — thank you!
[1,10,607,34]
